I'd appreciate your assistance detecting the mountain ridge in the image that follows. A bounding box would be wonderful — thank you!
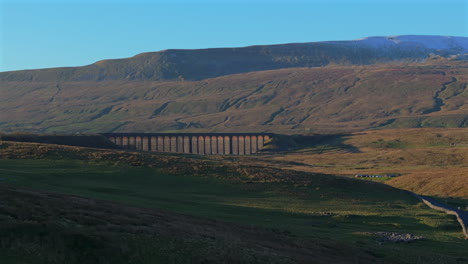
[2,35,467,82]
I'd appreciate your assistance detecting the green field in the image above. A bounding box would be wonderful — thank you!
[0,156,467,263]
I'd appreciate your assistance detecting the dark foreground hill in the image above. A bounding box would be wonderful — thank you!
[1,184,377,264]
[1,35,467,133]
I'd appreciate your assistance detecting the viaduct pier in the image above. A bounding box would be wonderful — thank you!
[102,133,273,155]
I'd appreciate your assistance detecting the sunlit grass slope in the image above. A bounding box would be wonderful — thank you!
[264,128,468,199]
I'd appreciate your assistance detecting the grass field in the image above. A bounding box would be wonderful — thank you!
[0,139,467,263]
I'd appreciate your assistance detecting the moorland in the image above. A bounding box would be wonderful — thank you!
[0,35,467,263]
[0,128,467,263]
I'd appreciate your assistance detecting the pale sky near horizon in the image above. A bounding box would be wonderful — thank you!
[1,0,467,72]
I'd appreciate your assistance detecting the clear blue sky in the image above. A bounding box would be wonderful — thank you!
[1,0,467,72]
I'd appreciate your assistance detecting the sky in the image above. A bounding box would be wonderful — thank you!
[1,0,467,72]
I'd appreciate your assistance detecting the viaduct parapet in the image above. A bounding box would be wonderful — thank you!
[102,133,273,155]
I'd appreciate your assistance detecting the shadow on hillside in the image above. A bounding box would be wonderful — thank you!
[263,134,361,154]
[0,133,119,149]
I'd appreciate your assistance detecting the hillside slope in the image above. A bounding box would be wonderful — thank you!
[1,184,374,264]
[1,62,467,133]
[258,128,468,199]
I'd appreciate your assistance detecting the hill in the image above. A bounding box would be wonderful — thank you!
[1,35,467,133]
[1,62,467,133]
[0,184,371,264]
[2,35,467,82]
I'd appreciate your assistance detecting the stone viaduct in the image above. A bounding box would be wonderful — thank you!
[102,133,273,155]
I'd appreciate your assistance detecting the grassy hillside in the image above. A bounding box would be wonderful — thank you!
[0,184,318,264]
[2,181,390,264]
[0,141,467,263]
[260,128,468,200]
[1,62,467,134]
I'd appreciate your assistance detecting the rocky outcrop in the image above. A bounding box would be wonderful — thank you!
[373,232,424,243]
